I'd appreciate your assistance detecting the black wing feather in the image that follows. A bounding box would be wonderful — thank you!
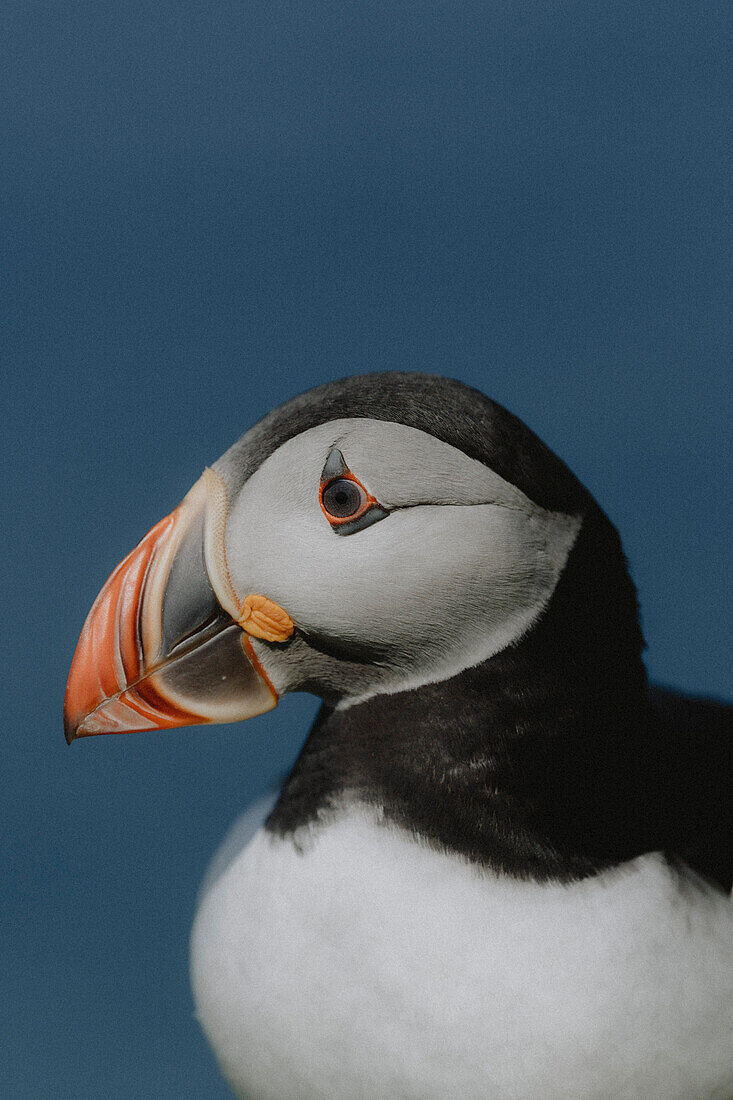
[648,685,733,892]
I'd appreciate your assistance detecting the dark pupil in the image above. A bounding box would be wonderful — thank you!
[323,478,364,519]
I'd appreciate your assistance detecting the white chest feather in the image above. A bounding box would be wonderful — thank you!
[191,807,733,1100]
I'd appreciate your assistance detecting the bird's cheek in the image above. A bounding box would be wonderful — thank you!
[63,471,282,743]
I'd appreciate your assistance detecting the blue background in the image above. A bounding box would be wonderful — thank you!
[3,2,731,1096]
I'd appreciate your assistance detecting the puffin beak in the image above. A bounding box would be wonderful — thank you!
[64,470,283,743]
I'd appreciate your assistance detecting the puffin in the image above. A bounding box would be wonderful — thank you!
[64,372,732,1100]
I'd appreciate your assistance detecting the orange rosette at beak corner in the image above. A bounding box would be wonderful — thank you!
[63,473,280,743]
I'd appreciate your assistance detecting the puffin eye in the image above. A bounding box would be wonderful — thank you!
[319,448,390,535]
[321,478,366,519]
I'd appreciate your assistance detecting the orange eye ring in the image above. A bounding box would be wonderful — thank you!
[319,472,378,526]
[318,447,390,536]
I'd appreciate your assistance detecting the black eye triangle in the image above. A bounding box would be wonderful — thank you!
[321,447,349,482]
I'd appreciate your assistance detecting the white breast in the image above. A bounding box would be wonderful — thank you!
[191,805,733,1100]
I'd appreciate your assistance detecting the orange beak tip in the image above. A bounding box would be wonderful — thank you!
[64,478,282,741]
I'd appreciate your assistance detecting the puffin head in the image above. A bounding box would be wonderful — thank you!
[64,373,642,743]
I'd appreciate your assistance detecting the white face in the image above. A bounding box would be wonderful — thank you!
[220,418,581,704]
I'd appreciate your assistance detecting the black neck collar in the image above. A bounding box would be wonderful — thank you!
[267,511,729,887]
